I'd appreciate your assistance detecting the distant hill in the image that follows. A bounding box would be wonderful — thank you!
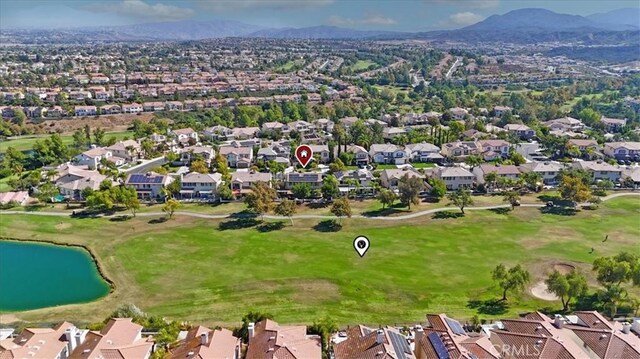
[587,8,640,31]
[461,8,599,32]
[102,20,265,40]
[246,25,401,39]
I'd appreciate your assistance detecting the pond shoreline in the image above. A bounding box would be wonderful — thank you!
[0,237,115,301]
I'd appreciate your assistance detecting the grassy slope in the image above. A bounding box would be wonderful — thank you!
[0,197,638,327]
[0,131,134,153]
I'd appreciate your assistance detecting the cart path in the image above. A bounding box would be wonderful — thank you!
[2,192,638,221]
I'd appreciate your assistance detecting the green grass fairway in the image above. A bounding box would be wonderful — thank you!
[1,197,638,327]
[350,60,378,72]
[0,131,134,153]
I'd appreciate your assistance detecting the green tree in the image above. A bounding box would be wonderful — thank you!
[330,197,352,224]
[398,174,424,210]
[428,178,447,201]
[93,127,106,146]
[189,159,209,174]
[328,158,347,173]
[214,153,231,182]
[559,174,591,205]
[376,188,397,209]
[86,191,114,212]
[465,155,482,168]
[13,108,27,126]
[321,175,340,201]
[447,188,474,214]
[492,264,531,301]
[72,129,88,150]
[593,252,640,287]
[245,182,277,220]
[236,311,273,343]
[291,182,313,200]
[502,190,520,209]
[545,270,589,311]
[162,198,180,219]
[274,199,297,226]
[520,171,542,191]
[118,187,140,217]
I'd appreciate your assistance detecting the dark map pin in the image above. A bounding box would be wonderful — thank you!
[353,236,370,258]
[295,145,313,168]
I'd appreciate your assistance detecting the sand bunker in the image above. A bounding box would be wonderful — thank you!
[531,281,560,301]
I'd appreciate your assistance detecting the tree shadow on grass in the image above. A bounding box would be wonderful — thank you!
[306,202,329,210]
[228,210,256,219]
[539,206,577,216]
[148,217,168,224]
[256,221,286,232]
[109,215,131,222]
[467,298,509,315]
[537,194,574,207]
[362,204,408,217]
[218,217,260,230]
[432,211,464,219]
[24,204,49,212]
[489,207,511,215]
[313,219,342,232]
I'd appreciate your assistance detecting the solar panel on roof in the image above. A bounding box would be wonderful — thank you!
[445,318,466,335]
[428,332,450,359]
[388,331,411,359]
[468,354,479,359]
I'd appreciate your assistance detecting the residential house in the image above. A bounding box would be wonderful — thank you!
[369,144,410,165]
[493,105,512,117]
[180,172,223,199]
[230,127,259,140]
[334,169,375,190]
[231,171,272,195]
[245,319,321,359]
[261,121,286,134]
[219,143,253,168]
[125,172,174,200]
[46,106,65,118]
[504,124,535,139]
[171,127,199,145]
[289,120,314,134]
[54,164,110,199]
[100,104,122,115]
[379,168,424,191]
[338,145,369,167]
[600,116,627,132]
[106,140,142,162]
[122,103,143,114]
[204,125,233,141]
[406,142,442,163]
[621,166,640,188]
[338,116,359,128]
[477,139,510,160]
[0,322,82,359]
[572,160,622,182]
[567,139,600,156]
[604,142,640,160]
[165,101,183,111]
[544,117,584,132]
[308,144,331,164]
[435,166,475,190]
[441,141,480,159]
[414,314,497,359]
[519,161,565,185]
[449,107,469,120]
[333,326,415,359]
[143,102,165,112]
[0,191,29,205]
[316,118,334,133]
[168,326,241,359]
[74,105,97,116]
[473,164,521,185]
[74,147,123,170]
[383,127,407,140]
[180,145,215,165]
[68,318,154,359]
[285,172,323,190]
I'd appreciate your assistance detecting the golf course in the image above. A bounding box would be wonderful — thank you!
[0,195,638,327]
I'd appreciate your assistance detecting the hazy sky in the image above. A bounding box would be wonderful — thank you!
[1,0,638,31]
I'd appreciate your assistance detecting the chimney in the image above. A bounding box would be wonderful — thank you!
[235,344,241,359]
[622,323,631,334]
[414,325,424,344]
[201,332,209,345]
[248,323,255,341]
[74,330,88,349]
[632,319,640,335]
[554,314,564,329]
[376,329,385,345]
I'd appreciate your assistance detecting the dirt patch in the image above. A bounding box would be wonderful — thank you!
[55,222,72,230]
[0,313,21,324]
[28,113,153,134]
[290,279,340,304]
[531,281,559,301]
[553,263,576,274]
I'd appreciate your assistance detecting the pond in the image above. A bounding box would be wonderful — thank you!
[0,240,110,311]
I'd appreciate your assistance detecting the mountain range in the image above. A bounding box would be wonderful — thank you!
[3,8,639,43]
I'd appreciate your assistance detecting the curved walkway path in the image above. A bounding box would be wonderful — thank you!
[1,192,638,221]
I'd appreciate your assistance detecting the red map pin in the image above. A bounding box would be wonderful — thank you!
[295,145,313,168]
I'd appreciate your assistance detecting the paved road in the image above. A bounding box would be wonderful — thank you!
[2,193,638,221]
